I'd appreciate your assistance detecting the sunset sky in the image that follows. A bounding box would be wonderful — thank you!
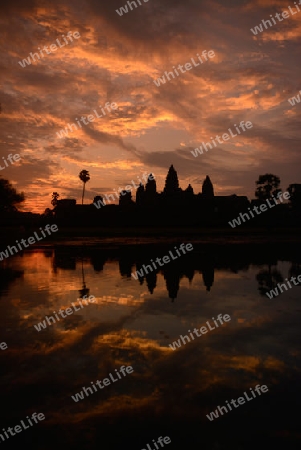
[1,0,301,212]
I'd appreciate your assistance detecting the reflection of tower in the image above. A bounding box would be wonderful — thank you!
[183,258,195,283]
[145,271,157,294]
[91,254,106,272]
[202,263,214,292]
[119,258,133,278]
[135,262,145,285]
[288,262,301,284]
[164,269,180,301]
[79,257,90,298]
[53,248,76,271]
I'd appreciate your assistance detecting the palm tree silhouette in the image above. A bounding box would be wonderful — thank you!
[51,192,60,207]
[79,170,90,205]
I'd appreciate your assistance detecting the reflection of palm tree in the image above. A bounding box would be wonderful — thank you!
[79,170,90,205]
[79,257,90,298]
[256,264,283,297]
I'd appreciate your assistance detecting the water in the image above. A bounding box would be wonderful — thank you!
[1,243,301,449]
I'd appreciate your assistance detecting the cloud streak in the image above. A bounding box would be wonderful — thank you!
[0,0,300,211]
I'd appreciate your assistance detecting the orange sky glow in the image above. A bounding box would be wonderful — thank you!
[1,0,301,212]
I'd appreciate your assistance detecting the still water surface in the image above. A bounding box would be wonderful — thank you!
[1,244,301,449]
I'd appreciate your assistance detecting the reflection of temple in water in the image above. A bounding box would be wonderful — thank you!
[119,257,133,278]
[288,262,301,285]
[202,261,214,292]
[91,253,106,272]
[163,269,180,301]
[256,264,283,297]
[41,247,300,301]
[145,271,157,295]
[52,248,76,271]
[79,257,90,299]
[50,247,219,300]
[0,268,23,296]
[47,246,301,300]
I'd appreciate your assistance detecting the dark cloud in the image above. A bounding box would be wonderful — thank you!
[83,126,139,156]
[87,0,204,39]
[1,0,300,210]
[0,0,40,13]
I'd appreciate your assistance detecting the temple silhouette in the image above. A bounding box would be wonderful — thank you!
[52,165,256,227]
[2,165,300,229]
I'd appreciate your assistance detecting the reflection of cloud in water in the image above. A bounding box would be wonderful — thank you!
[1,246,301,447]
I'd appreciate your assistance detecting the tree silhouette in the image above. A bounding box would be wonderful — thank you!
[51,192,60,207]
[287,184,301,210]
[43,208,53,218]
[0,178,24,213]
[79,170,90,205]
[93,195,105,205]
[256,266,283,297]
[255,174,281,201]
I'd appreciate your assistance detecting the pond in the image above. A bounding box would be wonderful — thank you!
[1,242,301,449]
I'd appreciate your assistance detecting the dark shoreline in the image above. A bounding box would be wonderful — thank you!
[1,226,301,259]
